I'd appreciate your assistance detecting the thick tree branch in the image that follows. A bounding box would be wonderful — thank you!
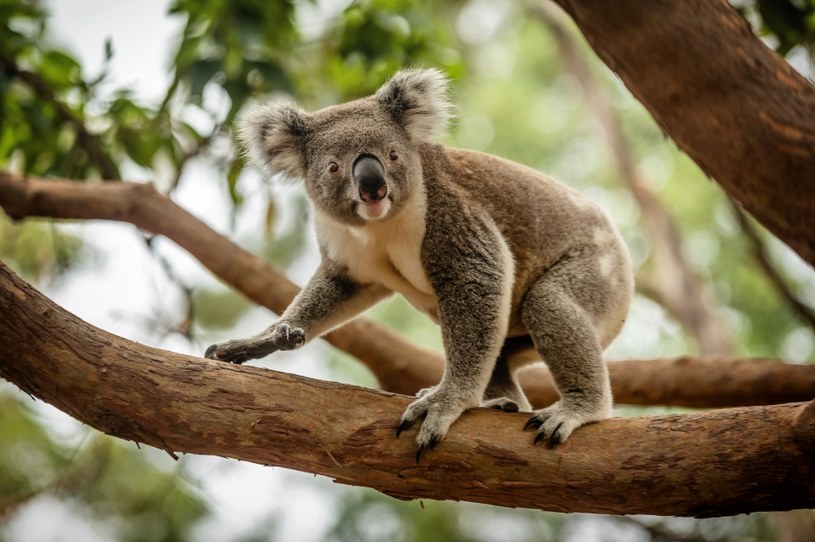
[2,171,814,409]
[553,0,815,268]
[0,262,814,517]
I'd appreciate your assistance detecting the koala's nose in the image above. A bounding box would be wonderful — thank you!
[353,154,387,203]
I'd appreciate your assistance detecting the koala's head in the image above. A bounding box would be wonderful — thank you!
[238,68,451,225]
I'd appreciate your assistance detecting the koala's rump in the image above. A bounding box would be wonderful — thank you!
[420,145,631,341]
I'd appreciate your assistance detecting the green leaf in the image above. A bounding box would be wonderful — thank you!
[226,157,244,206]
[187,58,222,102]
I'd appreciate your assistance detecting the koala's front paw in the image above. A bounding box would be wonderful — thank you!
[205,323,305,364]
[396,388,476,462]
[523,401,610,446]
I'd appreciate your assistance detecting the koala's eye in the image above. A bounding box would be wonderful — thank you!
[328,162,340,174]
[388,150,399,162]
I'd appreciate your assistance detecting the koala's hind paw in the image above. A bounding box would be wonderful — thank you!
[524,401,610,446]
[396,389,476,462]
[480,397,520,412]
[205,323,305,364]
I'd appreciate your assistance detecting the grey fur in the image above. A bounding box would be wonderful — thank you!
[206,68,634,456]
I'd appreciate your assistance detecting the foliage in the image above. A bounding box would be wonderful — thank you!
[0,393,206,542]
[1,0,814,540]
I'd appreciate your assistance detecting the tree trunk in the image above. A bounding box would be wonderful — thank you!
[554,0,815,267]
[1,262,814,517]
[2,171,813,410]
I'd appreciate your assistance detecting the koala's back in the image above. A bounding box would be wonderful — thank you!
[420,144,632,342]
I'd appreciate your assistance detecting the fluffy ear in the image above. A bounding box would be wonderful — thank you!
[237,101,310,180]
[375,68,453,142]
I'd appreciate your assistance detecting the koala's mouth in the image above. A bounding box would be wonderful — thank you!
[356,195,392,221]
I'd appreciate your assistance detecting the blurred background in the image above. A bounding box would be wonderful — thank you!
[1,0,814,540]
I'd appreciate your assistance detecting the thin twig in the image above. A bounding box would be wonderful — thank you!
[0,50,120,180]
[733,201,815,331]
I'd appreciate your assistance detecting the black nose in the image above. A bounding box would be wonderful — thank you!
[353,154,387,202]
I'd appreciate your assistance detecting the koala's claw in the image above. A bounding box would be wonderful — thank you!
[398,388,473,461]
[533,421,565,446]
[395,419,414,439]
[415,435,440,463]
[525,401,610,446]
[523,416,543,431]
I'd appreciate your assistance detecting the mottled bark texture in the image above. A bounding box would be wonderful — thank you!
[1,263,814,516]
[2,171,813,409]
[554,0,815,268]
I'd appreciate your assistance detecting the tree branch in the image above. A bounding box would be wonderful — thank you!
[553,0,815,268]
[2,170,814,409]
[0,262,813,517]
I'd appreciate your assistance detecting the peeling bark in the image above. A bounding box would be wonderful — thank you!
[1,263,814,516]
[554,0,815,267]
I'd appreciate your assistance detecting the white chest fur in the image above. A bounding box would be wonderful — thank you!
[314,189,439,320]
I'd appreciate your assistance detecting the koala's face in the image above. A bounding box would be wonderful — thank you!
[239,68,451,226]
[301,102,417,224]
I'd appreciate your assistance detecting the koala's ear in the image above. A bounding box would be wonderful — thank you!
[237,101,310,181]
[375,68,452,142]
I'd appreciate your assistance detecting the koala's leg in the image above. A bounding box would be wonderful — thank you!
[521,251,616,445]
[205,263,390,364]
[480,337,536,412]
[397,218,514,460]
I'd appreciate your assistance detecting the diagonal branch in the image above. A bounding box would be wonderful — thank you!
[553,0,815,268]
[2,170,815,408]
[1,262,814,517]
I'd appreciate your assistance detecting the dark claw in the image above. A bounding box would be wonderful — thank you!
[415,444,426,463]
[396,419,413,438]
[502,402,519,413]
[415,435,441,463]
[524,417,542,431]
[533,430,547,445]
[548,422,565,447]
[490,404,504,411]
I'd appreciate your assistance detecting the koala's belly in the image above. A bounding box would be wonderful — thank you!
[349,251,440,322]
[318,218,440,321]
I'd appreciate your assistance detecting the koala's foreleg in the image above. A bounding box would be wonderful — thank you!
[205,263,390,364]
[521,252,614,445]
[397,217,513,460]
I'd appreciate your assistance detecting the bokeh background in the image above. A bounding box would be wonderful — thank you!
[1,0,815,540]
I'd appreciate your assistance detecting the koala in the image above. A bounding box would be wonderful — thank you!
[205,68,634,459]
